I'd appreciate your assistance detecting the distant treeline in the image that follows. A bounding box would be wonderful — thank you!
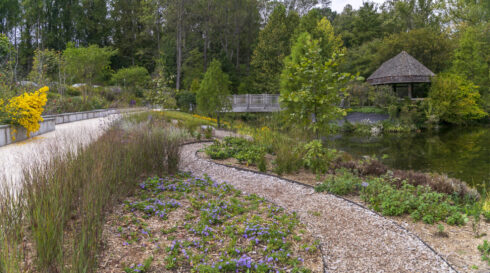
[0,0,488,97]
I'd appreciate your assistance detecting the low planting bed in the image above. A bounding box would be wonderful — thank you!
[201,135,490,272]
[98,173,323,272]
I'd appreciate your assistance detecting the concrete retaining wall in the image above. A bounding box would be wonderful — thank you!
[43,108,119,125]
[0,108,145,147]
[0,117,56,147]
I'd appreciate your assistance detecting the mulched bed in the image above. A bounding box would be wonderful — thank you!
[97,173,323,272]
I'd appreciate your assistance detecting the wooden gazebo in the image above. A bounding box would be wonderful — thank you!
[367,51,435,99]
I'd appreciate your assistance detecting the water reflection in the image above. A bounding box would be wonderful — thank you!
[326,126,490,193]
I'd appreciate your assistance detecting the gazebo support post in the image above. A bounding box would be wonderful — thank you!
[408,83,413,99]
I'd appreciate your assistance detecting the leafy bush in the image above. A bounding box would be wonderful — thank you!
[315,169,361,195]
[235,145,266,165]
[349,106,387,114]
[428,73,487,125]
[204,137,265,166]
[272,143,303,175]
[360,179,466,225]
[65,86,82,96]
[175,90,196,112]
[112,66,151,93]
[302,140,337,174]
[368,85,397,108]
[204,141,233,160]
[478,240,490,265]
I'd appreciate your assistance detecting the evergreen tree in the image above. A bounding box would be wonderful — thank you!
[196,59,231,125]
[250,4,299,94]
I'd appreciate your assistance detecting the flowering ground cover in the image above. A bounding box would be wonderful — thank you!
[98,173,323,272]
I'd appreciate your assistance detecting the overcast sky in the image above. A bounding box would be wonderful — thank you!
[330,0,386,13]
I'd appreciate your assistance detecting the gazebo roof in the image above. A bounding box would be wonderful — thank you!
[367,51,435,85]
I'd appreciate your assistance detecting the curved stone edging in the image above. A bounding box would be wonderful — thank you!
[180,142,457,273]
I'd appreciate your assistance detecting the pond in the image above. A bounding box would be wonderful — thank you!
[326,125,490,193]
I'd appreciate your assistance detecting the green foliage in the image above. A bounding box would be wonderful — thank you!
[63,43,117,85]
[302,140,337,174]
[112,66,151,91]
[196,59,231,118]
[176,91,196,112]
[130,173,318,272]
[182,48,203,90]
[273,142,304,175]
[204,137,265,166]
[28,48,61,85]
[478,240,490,265]
[235,146,266,165]
[377,28,453,73]
[428,73,487,124]
[315,169,361,195]
[349,107,386,114]
[280,32,356,133]
[250,4,299,94]
[310,18,345,61]
[451,23,490,110]
[124,257,153,273]
[144,89,177,109]
[360,179,466,225]
[257,156,267,172]
[63,44,117,101]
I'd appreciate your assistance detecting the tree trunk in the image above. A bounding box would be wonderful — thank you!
[176,0,183,90]
[234,0,240,70]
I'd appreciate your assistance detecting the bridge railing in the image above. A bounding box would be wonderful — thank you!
[230,94,281,112]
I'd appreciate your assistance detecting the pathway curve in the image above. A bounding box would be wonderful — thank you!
[0,116,118,190]
[180,142,456,273]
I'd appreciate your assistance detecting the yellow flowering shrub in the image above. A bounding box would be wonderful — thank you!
[0,86,48,137]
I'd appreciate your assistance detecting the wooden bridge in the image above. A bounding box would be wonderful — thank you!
[228,94,281,112]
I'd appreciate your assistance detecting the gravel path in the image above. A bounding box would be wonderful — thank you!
[0,116,118,190]
[180,142,456,273]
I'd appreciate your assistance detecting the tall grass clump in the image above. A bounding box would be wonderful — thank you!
[0,182,25,273]
[0,114,185,273]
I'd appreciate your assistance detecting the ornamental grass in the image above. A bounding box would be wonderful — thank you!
[0,116,184,273]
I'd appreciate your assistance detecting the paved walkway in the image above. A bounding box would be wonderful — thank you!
[180,142,455,273]
[0,116,118,190]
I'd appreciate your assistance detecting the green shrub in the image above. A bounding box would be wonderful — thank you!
[360,179,466,225]
[302,140,337,174]
[204,137,265,166]
[428,73,487,125]
[176,90,196,112]
[315,169,361,195]
[273,144,303,175]
[235,146,266,165]
[258,156,267,172]
[65,86,82,96]
[483,211,490,223]
[204,142,232,160]
[478,240,490,265]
